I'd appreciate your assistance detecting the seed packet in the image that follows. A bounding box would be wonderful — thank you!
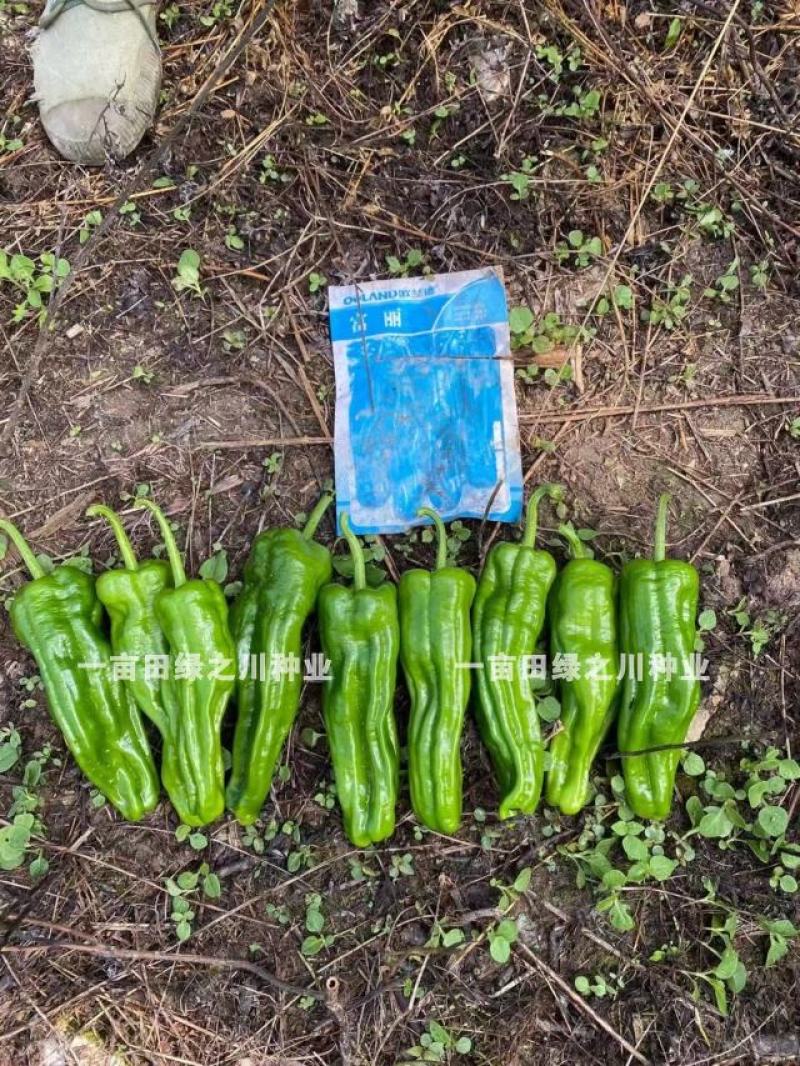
[329,267,522,534]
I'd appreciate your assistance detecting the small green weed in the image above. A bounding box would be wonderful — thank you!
[555,230,603,268]
[0,250,71,324]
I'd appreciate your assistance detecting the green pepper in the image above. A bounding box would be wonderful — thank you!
[617,494,701,820]
[0,519,159,821]
[136,499,236,826]
[226,494,333,825]
[399,507,475,835]
[87,503,206,827]
[546,524,620,815]
[318,513,399,847]
[472,485,561,818]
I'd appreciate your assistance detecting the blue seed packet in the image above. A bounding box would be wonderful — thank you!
[328,267,523,535]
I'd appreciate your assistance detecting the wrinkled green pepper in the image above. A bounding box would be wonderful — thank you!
[136,499,236,826]
[227,494,333,825]
[318,513,399,847]
[546,524,619,815]
[617,494,701,820]
[472,485,561,818]
[399,507,475,835]
[0,519,159,821]
[87,503,207,827]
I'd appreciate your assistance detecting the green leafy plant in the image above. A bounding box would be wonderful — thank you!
[664,16,682,50]
[172,249,204,297]
[199,0,231,26]
[386,248,425,277]
[119,200,141,227]
[487,918,519,963]
[259,154,291,185]
[79,210,102,245]
[574,971,624,999]
[535,41,582,76]
[750,260,769,290]
[682,748,800,893]
[404,1019,472,1061]
[0,735,54,878]
[132,364,154,384]
[593,284,634,316]
[760,917,799,967]
[225,226,244,251]
[313,779,336,810]
[509,307,587,357]
[704,259,740,304]
[501,156,538,200]
[650,180,734,238]
[555,230,603,268]
[175,824,209,850]
[430,103,457,139]
[222,327,246,352]
[198,548,228,584]
[301,892,335,956]
[0,130,23,154]
[558,776,689,933]
[308,271,327,293]
[555,87,601,119]
[692,908,746,1016]
[0,250,71,324]
[426,920,466,949]
[165,862,221,940]
[642,274,692,330]
[0,725,22,773]
[389,852,415,880]
[727,598,786,657]
[486,867,531,962]
[159,2,180,28]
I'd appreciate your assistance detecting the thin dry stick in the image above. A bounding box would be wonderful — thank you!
[521,393,800,426]
[741,490,800,511]
[197,435,332,449]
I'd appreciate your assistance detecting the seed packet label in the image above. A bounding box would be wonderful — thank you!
[328,267,522,534]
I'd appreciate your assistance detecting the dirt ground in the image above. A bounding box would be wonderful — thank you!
[1,1,799,1064]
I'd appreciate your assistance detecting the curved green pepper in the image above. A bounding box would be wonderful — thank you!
[617,494,700,820]
[546,524,619,815]
[227,494,333,825]
[472,485,561,818]
[136,499,236,826]
[0,519,159,821]
[399,507,475,834]
[87,503,208,827]
[318,513,399,847]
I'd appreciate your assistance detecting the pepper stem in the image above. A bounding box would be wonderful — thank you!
[340,512,366,590]
[0,520,45,579]
[417,507,447,570]
[653,493,670,562]
[302,493,333,540]
[558,523,588,560]
[522,483,563,547]
[135,499,186,587]
[86,504,139,571]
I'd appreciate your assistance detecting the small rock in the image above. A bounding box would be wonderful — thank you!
[470,44,512,101]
